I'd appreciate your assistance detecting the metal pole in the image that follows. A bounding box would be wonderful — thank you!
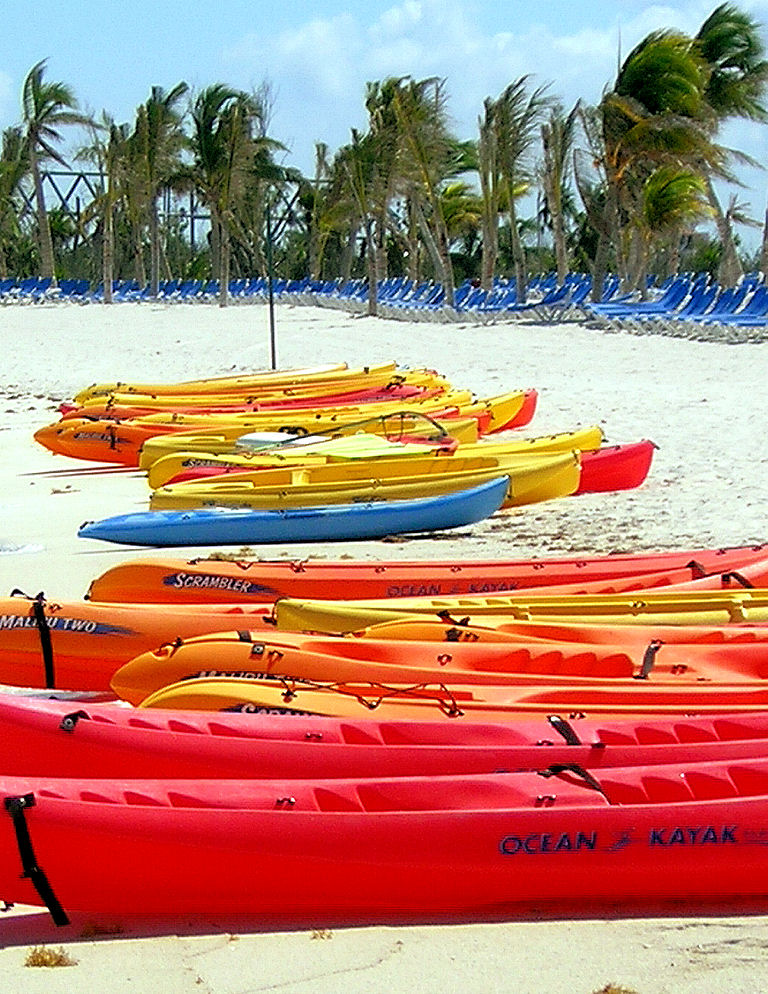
[266,199,277,370]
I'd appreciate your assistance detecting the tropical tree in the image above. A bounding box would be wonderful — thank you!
[188,84,265,306]
[633,165,712,288]
[485,76,551,303]
[338,129,382,315]
[21,59,90,285]
[132,82,188,297]
[695,3,768,284]
[391,76,460,307]
[540,101,579,285]
[585,30,718,298]
[77,114,134,301]
[0,127,28,279]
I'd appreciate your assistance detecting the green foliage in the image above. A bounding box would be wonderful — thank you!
[2,13,767,290]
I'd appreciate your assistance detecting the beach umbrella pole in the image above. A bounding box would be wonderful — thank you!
[266,201,277,370]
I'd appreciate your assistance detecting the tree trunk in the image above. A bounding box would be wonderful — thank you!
[760,205,768,282]
[551,205,568,287]
[341,224,357,284]
[375,212,388,283]
[406,199,420,283]
[508,199,527,304]
[132,222,146,287]
[364,218,378,317]
[103,201,114,304]
[707,176,742,287]
[436,221,455,309]
[590,230,609,304]
[219,213,230,308]
[149,194,160,297]
[209,205,221,281]
[541,128,567,286]
[480,211,498,291]
[31,149,56,286]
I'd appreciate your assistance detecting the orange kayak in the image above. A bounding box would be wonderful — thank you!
[0,594,274,691]
[112,627,768,706]
[357,617,768,648]
[84,543,768,604]
[138,672,768,719]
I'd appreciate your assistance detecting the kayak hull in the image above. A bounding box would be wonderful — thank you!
[4,761,768,923]
[77,476,509,547]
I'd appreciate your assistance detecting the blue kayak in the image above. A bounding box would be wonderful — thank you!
[77,476,509,547]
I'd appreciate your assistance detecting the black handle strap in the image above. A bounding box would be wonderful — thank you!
[59,710,90,733]
[10,590,55,689]
[4,794,69,926]
[538,763,606,795]
[721,571,754,589]
[636,638,664,680]
[546,714,583,745]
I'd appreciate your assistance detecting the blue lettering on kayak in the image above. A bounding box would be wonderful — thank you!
[649,825,738,846]
[499,825,743,856]
[163,572,278,597]
[385,582,519,597]
[499,831,597,855]
[221,703,316,716]
[0,614,137,636]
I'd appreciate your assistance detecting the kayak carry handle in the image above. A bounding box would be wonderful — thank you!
[9,590,55,689]
[59,710,91,733]
[4,794,69,927]
[635,639,664,680]
[538,764,606,796]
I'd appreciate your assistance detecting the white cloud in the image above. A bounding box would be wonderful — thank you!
[221,0,768,240]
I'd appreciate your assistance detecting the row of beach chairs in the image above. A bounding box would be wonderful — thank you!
[583,273,768,336]
[3,273,768,333]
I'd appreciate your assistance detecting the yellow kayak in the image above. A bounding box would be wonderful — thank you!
[149,451,581,511]
[145,433,451,488]
[72,361,395,403]
[136,674,768,719]
[130,388,475,426]
[137,414,482,470]
[74,368,453,411]
[273,589,768,634]
[144,425,604,489]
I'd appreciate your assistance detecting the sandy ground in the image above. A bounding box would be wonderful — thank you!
[0,298,767,992]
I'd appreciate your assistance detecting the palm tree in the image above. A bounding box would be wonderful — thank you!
[21,60,90,285]
[540,101,579,285]
[339,129,382,315]
[589,30,718,297]
[695,3,768,285]
[391,76,460,307]
[633,165,712,287]
[78,114,132,302]
[189,84,264,307]
[132,82,188,296]
[486,76,551,303]
[0,127,28,279]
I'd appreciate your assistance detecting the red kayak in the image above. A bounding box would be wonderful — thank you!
[576,440,656,494]
[3,694,768,779]
[57,382,443,420]
[4,756,768,925]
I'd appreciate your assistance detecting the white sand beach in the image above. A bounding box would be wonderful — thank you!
[0,298,767,993]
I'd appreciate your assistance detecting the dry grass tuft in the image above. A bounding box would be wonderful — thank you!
[24,945,78,967]
[592,985,639,994]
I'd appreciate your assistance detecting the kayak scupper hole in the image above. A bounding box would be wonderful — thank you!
[167,719,204,734]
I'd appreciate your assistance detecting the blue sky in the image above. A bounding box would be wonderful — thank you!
[2,0,768,244]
